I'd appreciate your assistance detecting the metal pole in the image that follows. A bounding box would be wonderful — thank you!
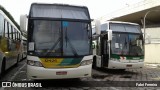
[143,11,151,43]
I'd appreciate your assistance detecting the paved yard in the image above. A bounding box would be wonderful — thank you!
[1,60,160,90]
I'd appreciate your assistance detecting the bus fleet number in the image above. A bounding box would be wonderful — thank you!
[45,59,57,63]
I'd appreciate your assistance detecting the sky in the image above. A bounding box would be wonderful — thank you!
[0,0,143,24]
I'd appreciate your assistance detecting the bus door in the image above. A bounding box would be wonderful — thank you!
[101,34,109,67]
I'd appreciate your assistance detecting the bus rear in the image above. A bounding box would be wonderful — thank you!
[22,3,92,79]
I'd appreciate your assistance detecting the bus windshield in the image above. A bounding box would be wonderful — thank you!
[111,33,144,56]
[30,20,91,56]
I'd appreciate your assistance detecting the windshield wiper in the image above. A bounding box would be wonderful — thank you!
[45,28,62,56]
[65,28,78,56]
[45,36,61,56]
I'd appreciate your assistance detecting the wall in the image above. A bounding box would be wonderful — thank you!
[145,44,160,63]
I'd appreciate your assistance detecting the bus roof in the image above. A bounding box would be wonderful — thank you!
[0,5,20,29]
[0,10,20,33]
[29,3,90,20]
[105,21,139,26]
[92,21,141,35]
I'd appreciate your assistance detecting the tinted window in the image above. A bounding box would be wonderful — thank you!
[63,22,91,56]
[31,20,91,56]
[111,33,144,56]
[8,23,12,39]
[0,14,3,36]
[4,20,9,38]
[13,28,15,40]
[17,31,19,40]
[110,23,141,33]
[15,31,17,40]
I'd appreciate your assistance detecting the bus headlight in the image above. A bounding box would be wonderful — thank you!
[80,60,92,66]
[27,60,43,67]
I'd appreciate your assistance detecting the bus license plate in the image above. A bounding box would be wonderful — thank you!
[56,71,67,75]
[126,65,132,67]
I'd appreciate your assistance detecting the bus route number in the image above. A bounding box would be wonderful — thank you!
[45,59,57,63]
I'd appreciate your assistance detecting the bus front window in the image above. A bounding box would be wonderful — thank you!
[32,20,61,56]
[111,33,144,56]
[63,22,91,56]
[128,34,144,56]
[30,20,91,56]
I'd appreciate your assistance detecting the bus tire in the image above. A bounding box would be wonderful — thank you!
[1,59,6,76]
[92,56,97,69]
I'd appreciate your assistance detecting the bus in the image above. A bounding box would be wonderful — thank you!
[0,8,22,76]
[92,21,144,70]
[20,3,92,79]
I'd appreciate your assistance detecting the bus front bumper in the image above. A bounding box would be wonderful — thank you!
[27,64,92,80]
[108,60,144,69]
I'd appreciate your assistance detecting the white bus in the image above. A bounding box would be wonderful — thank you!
[20,3,92,79]
[0,7,22,76]
[92,21,144,70]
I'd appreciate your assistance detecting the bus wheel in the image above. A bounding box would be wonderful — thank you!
[1,59,6,76]
[92,56,97,69]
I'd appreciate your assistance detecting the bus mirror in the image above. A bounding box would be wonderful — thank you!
[95,20,101,35]
[20,15,28,31]
[108,30,112,41]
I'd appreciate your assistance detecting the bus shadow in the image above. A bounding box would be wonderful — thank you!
[93,68,137,75]
[92,68,139,80]
[0,65,17,80]
[0,60,24,80]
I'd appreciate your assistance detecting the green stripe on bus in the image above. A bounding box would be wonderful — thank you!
[58,58,82,66]
[111,54,144,60]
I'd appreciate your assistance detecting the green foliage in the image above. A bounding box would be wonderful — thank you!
[0,5,20,30]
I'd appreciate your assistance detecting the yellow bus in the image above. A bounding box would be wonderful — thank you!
[0,8,22,76]
[20,3,93,80]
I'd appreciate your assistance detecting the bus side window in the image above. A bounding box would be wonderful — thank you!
[3,19,5,37]
[10,25,13,39]
[17,31,19,40]
[13,28,16,40]
[8,23,12,39]
[18,32,20,41]
[19,33,21,40]
[15,30,17,40]
[4,20,9,38]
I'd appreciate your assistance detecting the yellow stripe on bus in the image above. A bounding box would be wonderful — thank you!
[40,58,63,68]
